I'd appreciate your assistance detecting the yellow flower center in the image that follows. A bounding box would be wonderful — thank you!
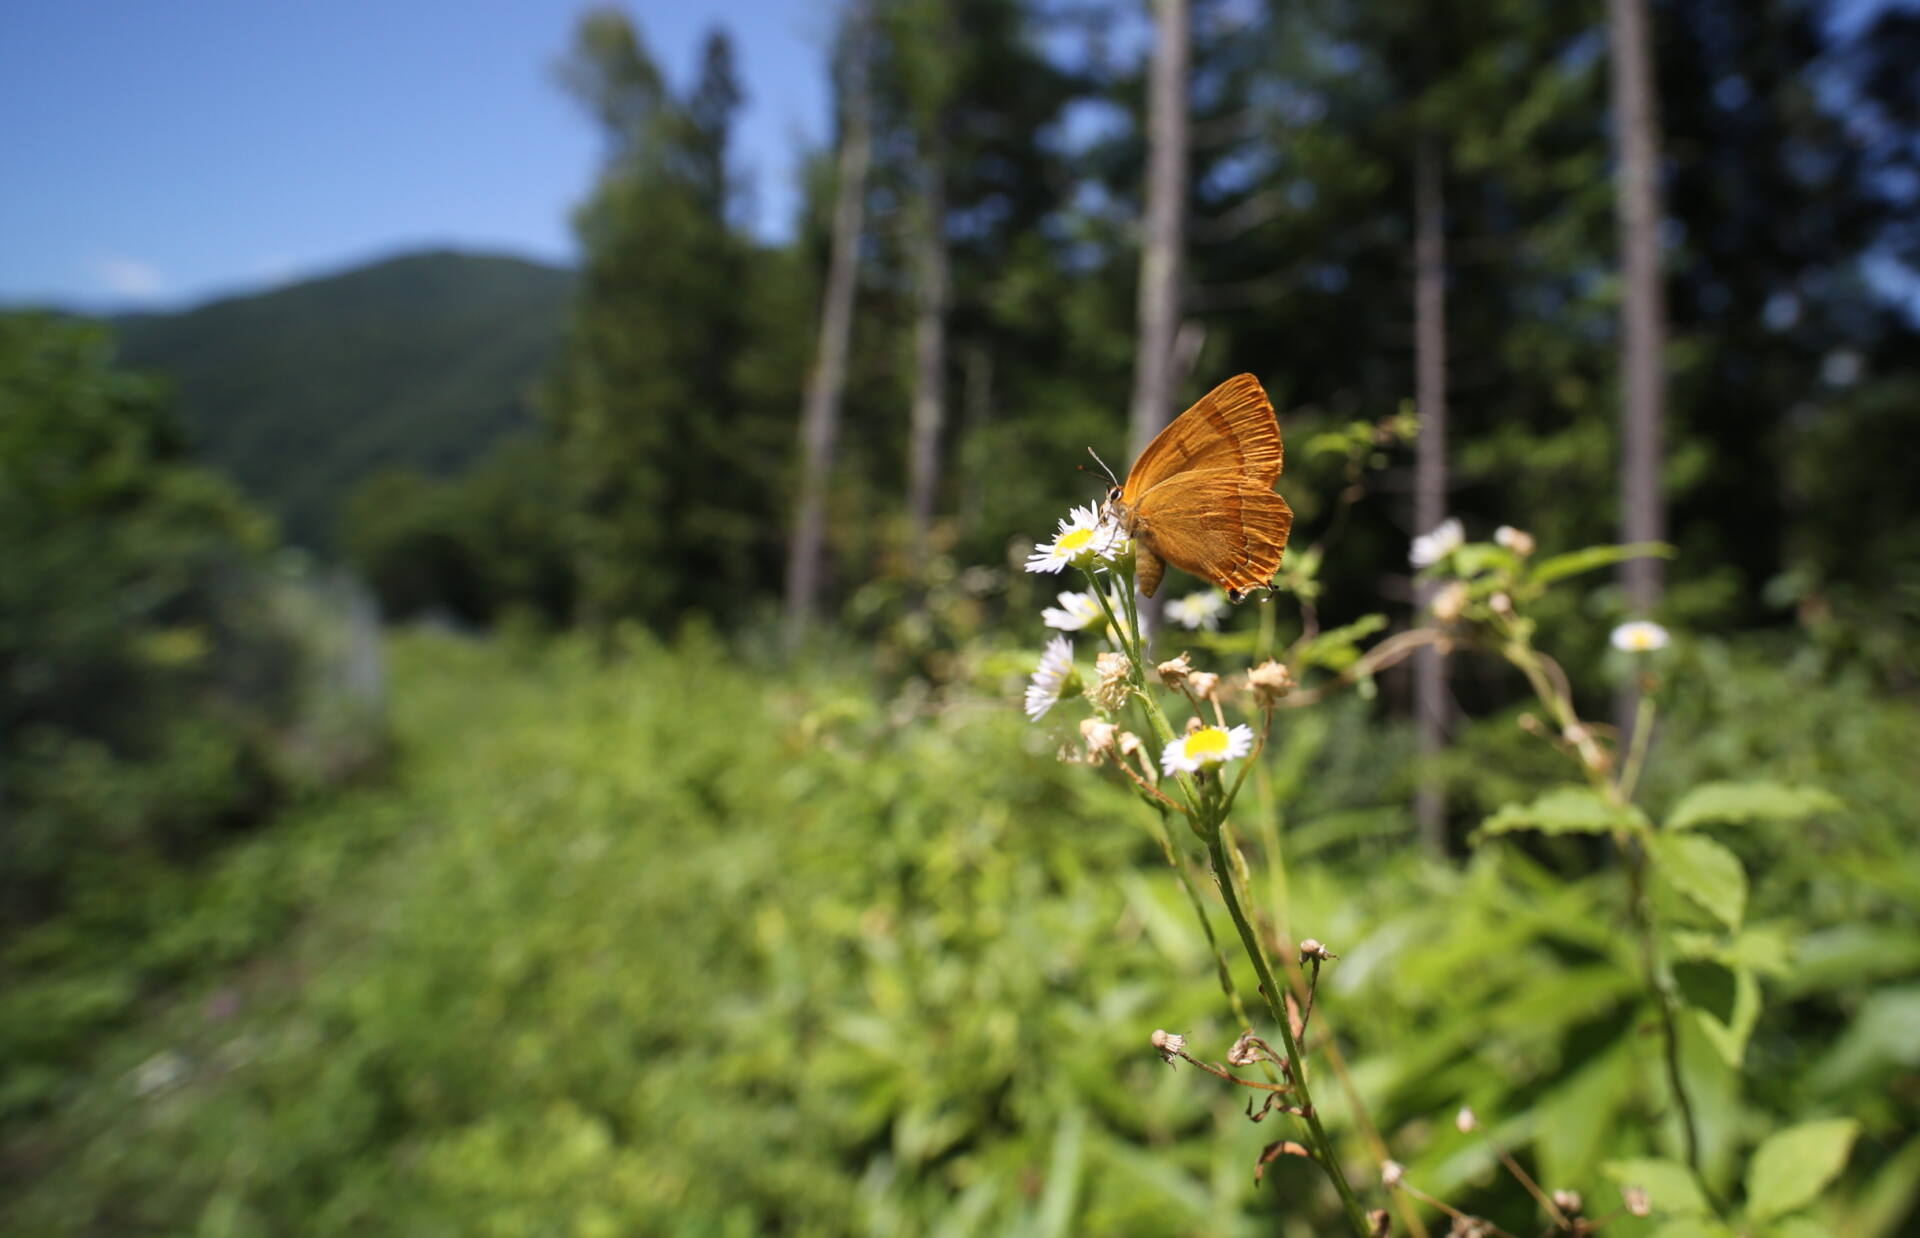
[1057,527,1095,553]
[1185,728,1230,760]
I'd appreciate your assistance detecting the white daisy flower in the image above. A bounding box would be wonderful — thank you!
[1160,723,1256,776]
[1042,589,1106,631]
[1165,589,1229,631]
[1024,636,1077,720]
[1609,620,1671,653]
[1409,517,1464,568]
[1025,503,1126,574]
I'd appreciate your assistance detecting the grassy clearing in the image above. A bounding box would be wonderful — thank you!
[5,630,1917,1235]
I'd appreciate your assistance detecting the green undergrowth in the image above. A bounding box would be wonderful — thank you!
[4,630,1916,1235]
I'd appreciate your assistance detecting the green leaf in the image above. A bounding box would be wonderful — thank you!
[1651,833,1748,931]
[1651,1221,1736,1238]
[1745,1118,1860,1222]
[1603,1157,1709,1214]
[1291,613,1388,673]
[1665,781,1842,831]
[1529,540,1672,587]
[1687,963,1761,1069]
[1478,787,1651,838]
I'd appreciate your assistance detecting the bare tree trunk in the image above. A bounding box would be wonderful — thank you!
[958,341,993,535]
[1128,0,1190,460]
[1608,0,1668,737]
[1412,134,1450,854]
[784,8,872,649]
[905,137,950,562]
[1609,0,1666,611]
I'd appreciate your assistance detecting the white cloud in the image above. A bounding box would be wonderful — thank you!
[85,253,166,300]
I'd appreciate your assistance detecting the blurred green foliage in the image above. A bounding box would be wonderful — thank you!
[0,313,383,931]
[4,630,1914,1234]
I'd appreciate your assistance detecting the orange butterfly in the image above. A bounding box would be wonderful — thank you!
[1101,373,1293,600]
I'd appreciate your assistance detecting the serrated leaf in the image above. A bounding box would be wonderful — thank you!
[1745,1118,1860,1222]
[1666,781,1842,831]
[1479,787,1650,838]
[1603,1157,1709,1214]
[1530,540,1672,587]
[1652,833,1747,930]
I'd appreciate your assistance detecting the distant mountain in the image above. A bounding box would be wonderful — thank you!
[113,250,574,547]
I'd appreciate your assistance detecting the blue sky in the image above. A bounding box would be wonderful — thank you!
[0,0,836,310]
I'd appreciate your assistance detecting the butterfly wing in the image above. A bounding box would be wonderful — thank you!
[1133,470,1293,598]
[1121,373,1282,506]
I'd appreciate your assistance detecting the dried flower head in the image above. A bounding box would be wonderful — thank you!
[1156,651,1194,689]
[1623,1185,1650,1217]
[1551,1189,1582,1216]
[1455,1105,1477,1133]
[1431,580,1470,623]
[1150,1028,1186,1064]
[1088,652,1133,713]
[1494,525,1536,556]
[1246,659,1295,706]
[1381,1160,1405,1189]
[1187,670,1220,700]
[1079,717,1119,763]
[1299,939,1336,963]
[1227,1030,1262,1067]
[1489,591,1514,616]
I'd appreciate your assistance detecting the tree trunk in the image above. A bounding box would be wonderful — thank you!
[1607,0,1668,740]
[958,341,993,536]
[1608,0,1666,612]
[1412,134,1450,854]
[1128,0,1190,460]
[783,8,872,649]
[905,136,950,563]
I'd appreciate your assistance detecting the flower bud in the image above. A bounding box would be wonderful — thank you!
[1494,525,1536,556]
[1431,580,1469,623]
[1551,1189,1582,1216]
[1624,1186,1650,1217]
[1455,1105,1477,1133]
[1381,1160,1405,1189]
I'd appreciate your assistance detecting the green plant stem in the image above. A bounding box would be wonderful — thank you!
[1206,825,1373,1236]
[1623,839,1708,1187]
[1500,622,1708,1191]
[1618,692,1657,804]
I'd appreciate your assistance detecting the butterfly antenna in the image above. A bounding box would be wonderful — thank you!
[1085,447,1120,489]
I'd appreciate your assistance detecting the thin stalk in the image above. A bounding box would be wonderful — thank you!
[1207,827,1373,1235]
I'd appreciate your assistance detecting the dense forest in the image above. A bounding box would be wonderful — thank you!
[4,0,1919,1233]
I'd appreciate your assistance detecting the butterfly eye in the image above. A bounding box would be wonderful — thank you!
[1107,485,1123,502]
[1227,588,1248,603]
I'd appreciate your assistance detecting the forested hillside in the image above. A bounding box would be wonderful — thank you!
[112,251,571,546]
